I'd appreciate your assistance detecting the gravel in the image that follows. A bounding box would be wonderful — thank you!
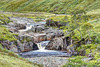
[27,56,68,67]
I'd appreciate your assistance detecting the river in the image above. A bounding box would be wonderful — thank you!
[9,17,70,67]
[18,20,70,58]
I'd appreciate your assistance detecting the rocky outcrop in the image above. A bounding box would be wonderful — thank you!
[67,45,78,55]
[16,35,39,52]
[0,40,18,53]
[8,22,26,32]
[32,29,64,43]
[45,28,64,37]
[45,37,68,50]
[0,34,39,53]
[46,19,65,27]
[17,40,38,52]
[27,25,45,33]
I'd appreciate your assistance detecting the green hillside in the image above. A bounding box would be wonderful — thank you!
[0,0,100,14]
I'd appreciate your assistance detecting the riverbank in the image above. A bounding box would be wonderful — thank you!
[27,56,68,67]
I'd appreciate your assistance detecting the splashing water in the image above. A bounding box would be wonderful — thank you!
[36,41,50,51]
[19,23,34,32]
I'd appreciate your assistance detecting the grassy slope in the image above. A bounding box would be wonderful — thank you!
[0,0,100,14]
[0,54,34,67]
[0,0,14,10]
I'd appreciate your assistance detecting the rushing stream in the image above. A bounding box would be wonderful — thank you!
[9,17,70,67]
[10,17,70,57]
[18,21,71,58]
[20,41,70,58]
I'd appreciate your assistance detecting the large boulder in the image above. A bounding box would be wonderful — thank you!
[27,25,45,33]
[0,40,18,53]
[8,22,26,33]
[16,35,39,52]
[17,40,38,52]
[45,37,68,50]
[9,45,18,53]
[45,28,64,37]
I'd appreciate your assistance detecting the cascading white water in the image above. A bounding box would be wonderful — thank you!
[36,41,50,51]
[13,17,70,57]
[19,23,34,32]
[20,40,70,57]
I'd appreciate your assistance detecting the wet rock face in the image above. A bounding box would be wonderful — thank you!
[45,37,68,50]
[17,40,38,52]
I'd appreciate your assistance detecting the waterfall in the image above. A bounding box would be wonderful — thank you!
[37,43,45,50]
[18,21,46,32]
[36,41,50,51]
[19,23,34,32]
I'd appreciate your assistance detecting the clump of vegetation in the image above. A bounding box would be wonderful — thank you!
[0,14,11,24]
[0,25,17,41]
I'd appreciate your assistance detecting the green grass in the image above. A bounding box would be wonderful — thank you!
[63,56,100,67]
[0,54,33,67]
[0,0,100,14]
[0,14,11,24]
[0,14,17,41]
